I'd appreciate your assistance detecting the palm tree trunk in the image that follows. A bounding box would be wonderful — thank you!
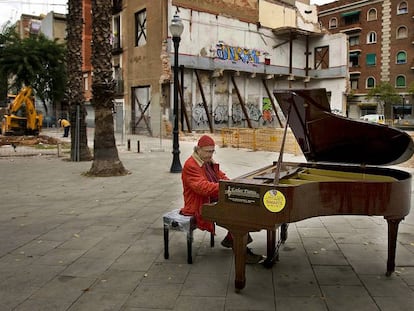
[87,0,128,176]
[67,0,92,161]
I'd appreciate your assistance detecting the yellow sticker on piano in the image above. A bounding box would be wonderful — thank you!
[263,190,286,213]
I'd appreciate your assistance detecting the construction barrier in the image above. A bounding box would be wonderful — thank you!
[219,128,301,156]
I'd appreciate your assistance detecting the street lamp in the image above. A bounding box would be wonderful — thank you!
[169,15,184,173]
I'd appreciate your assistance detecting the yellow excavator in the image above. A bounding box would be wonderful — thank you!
[1,87,43,136]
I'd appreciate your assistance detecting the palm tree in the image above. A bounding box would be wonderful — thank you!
[66,0,92,161]
[87,0,128,176]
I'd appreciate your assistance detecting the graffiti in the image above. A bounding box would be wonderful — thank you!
[262,97,274,125]
[232,104,243,124]
[214,104,229,124]
[247,103,261,122]
[216,43,260,64]
[192,103,209,126]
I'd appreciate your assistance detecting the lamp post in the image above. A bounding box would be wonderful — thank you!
[169,15,184,173]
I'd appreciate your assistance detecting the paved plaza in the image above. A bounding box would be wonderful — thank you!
[1,128,414,310]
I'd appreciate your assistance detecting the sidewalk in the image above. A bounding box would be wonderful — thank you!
[0,130,414,310]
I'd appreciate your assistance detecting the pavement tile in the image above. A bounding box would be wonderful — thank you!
[12,298,74,311]
[373,296,414,311]
[275,296,328,311]
[181,272,229,296]
[174,296,225,311]
[226,267,276,310]
[34,248,86,266]
[359,274,414,297]
[313,266,361,286]
[397,267,414,286]
[29,275,96,301]
[125,283,182,309]
[90,269,144,293]
[320,285,379,311]
[62,256,116,278]
[140,261,191,284]
[66,291,130,311]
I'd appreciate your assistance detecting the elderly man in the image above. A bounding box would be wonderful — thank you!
[180,135,263,264]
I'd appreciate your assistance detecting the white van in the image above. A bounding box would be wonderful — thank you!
[360,114,385,124]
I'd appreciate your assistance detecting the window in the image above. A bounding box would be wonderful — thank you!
[366,53,376,66]
[83,73,89,91]
[366,77,375,88]
[341,10,360,25]
[314,46,329,69]
[396,51,407,64]
[349,52,360,67]
[367,8,377,21]
[396,26,408,39]
[397,1,408,14]
[329,18,337,29]
[367,31,377,44]
[135,9,147,47]
[350,77,359,90]
[396,75,406,88]
[349,35,360,46]
[112,15,121,50]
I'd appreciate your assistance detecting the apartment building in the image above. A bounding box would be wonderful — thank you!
[317,0,414,120]
[117,0,348,136]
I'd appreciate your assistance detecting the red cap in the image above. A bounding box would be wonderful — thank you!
[197,135,215,147]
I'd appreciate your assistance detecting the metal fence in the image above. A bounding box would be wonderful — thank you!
[219,127,301,155]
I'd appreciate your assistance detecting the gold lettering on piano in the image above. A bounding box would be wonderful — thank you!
[263,190,286,213]
[224,186,260,204]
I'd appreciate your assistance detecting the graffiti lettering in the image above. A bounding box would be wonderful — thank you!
[216,43,260,64]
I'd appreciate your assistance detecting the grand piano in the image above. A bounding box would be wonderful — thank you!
[202,88,414,291]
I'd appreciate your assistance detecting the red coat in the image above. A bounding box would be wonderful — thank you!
[180,152,228,233]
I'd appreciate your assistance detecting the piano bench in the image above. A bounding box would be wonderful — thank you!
[163,209,214,264]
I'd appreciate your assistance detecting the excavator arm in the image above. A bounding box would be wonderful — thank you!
[1,87,43,136]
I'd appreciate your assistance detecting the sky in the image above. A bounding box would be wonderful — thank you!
[0,0,67,28]
[0,0,334,29]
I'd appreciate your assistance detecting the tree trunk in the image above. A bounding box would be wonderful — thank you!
[67,0,92,161]
[87,0,128,176]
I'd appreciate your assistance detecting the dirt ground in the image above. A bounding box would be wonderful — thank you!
[0,135,61,147]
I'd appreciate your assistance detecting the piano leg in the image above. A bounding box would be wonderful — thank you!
[264,224,288,268]
[231,229,248,291]
[386,218,403,277]
[264,229,277,268]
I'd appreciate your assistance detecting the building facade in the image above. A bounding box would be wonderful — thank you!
[118,0,348,136]
[317,0,414,121]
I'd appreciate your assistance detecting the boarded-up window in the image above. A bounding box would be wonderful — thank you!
[315,46,329,69]
[135,9,147,47]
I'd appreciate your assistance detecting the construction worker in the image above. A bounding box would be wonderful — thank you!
[58,118,71,137]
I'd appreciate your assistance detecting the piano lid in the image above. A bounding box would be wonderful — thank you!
[273,88,414,165]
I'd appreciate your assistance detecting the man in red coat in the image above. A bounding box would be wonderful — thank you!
[180,135,263,264]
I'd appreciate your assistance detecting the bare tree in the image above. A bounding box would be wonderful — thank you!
[87,0,128,176]
[66,0,92,161]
